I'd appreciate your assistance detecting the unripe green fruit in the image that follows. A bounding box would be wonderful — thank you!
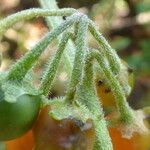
[0,92,41,141]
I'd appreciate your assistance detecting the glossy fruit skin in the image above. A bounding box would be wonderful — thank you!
[6,130,34,150]
[96,79,116,108]
[0,94,41,141]
[107,111,150,150]
[109,127,150,150]
[33,106,95,150]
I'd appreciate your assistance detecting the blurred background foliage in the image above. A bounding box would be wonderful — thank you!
[0,0,149,109]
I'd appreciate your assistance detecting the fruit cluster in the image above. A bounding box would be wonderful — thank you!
[0,2,149,150]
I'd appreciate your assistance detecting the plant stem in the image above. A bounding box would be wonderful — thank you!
[6,14,79,82]
[0,8,76,36]
[39,32,73,95]
[90,49,134,124]
[0,142,6,150]
[39,0,76,76]
[38,0,63,29]
[65,15,88,102]
[75,53,113,150]
[88,20,121,75]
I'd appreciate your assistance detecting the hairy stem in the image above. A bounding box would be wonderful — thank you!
[75,54,113,150]
[0,8,76,36]
[0,142,6,150]
[39,0,63,29]
[6,14,79,82]
[88,20,121,75]
[65,15,88,102]
[39,32,73,95]
[90,49,134,124]
[39,0,76,76]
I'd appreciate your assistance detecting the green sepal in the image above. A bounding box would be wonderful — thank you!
[48,97,93,123]
[1,81,40,103]
[23,69,35,84]
[0,72,7,81]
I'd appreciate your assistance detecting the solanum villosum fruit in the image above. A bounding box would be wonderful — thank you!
[5,130,34,150]
[109,127,150,150]
[0,91,41,141]
[0,68,41,141]
[0,0,143,149]
[107,110,150,150]
[95,60,134,111]
[33,105,95,150]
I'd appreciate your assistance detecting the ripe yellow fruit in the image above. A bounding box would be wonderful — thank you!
[95,60,134,109]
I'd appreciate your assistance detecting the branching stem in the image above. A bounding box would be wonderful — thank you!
[6,14,79,82]
[39,0,76,76]
[0,2,136,149]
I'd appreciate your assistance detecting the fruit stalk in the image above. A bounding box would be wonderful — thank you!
[65,15,88,102]
[75,53,113,150]
[0,8,76,36]
[89,20,121,75]
[39,0,76,76]
[90,49,134,124]
[39,32,73,95]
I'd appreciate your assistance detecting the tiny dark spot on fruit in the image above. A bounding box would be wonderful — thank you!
[104,88,111,93]
[98,80,103,86]
[74,119,84,128]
